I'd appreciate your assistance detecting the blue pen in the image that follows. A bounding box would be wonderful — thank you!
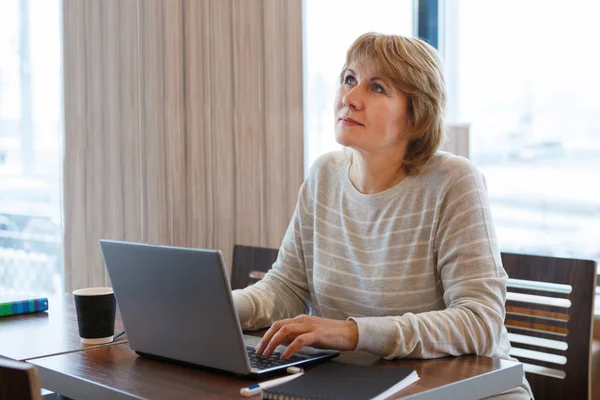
[240,371,304,397]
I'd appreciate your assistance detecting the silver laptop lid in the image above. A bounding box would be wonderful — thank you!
[99,240,252,375]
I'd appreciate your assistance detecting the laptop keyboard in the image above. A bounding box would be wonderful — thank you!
[246,346,304,370]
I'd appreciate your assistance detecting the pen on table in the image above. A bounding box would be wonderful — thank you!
[112,330,126,342]
[240,371,304,397]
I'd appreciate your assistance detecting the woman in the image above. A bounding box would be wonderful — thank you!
[233,32,532,399]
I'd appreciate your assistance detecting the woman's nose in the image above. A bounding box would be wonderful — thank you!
[342,85,364,110]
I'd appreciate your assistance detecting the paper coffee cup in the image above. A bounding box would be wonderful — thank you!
[73,287,116,345]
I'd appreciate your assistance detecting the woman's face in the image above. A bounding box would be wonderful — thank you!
[334,61,412,157]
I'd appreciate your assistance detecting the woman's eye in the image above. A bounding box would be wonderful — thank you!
[373,83,385,93]
[344,75,356,85]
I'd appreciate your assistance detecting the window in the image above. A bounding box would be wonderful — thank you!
[442,0,600,266]
[303,0,413,172]
[303,0,600,309]
[0,0,63,296]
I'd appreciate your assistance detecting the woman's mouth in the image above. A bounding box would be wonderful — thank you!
[339,117,364,126]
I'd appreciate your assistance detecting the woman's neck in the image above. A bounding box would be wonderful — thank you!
[348,152,407,194]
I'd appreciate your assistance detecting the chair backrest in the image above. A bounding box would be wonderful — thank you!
[230,244,279,290]
[0,357,42,400]
[502,252,597,400]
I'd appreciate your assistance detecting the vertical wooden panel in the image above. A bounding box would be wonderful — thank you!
[63,0,88,291]
[162,0,187,246]
[283,0,305,219]
[263,0,287,248]
[85,0,108,286]
[118,0,143,244]
[443,124,470,159]
[232,0,264,248]
[102,0,126,268]
[63,0,304,290]
[183,0,210,249]
[139,0,169,245]
[207,0,236,268]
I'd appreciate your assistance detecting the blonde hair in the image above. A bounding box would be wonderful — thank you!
[340,32,447,175]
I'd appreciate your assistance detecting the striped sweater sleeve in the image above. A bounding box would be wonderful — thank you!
[351,162,508,359]
[232,183,312,330]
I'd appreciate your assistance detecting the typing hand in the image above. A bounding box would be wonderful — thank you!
[254,315,358,359]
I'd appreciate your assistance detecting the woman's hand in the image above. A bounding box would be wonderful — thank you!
[255,315,359,359]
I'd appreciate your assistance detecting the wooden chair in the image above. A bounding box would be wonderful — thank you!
[230,244,279,290]
[502,252,597,400]
[0,357,42,400]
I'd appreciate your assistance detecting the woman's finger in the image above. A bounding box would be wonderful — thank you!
[262,323,305,357]
[281,332,317,359]
[255,318,291,354]
[255,320,284,354]
[255,315,314,355]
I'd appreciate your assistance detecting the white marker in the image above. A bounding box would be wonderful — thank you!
[240,371,304,397]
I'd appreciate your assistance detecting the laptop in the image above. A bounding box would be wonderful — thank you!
[99,240,339,378]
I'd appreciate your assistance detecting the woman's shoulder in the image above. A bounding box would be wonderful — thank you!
[296,150,346,204]
[306,150,346,181]
[421,151,484,186]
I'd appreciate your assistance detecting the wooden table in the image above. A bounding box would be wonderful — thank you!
[1,294,523,399]
[0,293,126,361]
[29,343,523,400]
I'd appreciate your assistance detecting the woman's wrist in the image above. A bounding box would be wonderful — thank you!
[345,320,359,350]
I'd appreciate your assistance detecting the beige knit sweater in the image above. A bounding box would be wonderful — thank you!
[233,151,532,399]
